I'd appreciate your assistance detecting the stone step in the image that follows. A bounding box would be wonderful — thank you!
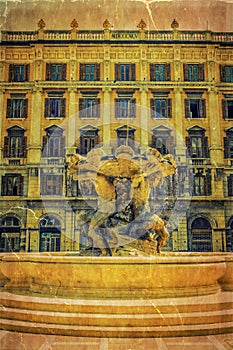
[0,291,233,337]
[0,317,233,338]
[0,291,233,314]
[1,305,233,327]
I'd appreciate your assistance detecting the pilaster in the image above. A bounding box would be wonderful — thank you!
[28,87,43,164]
[208,87,223,165]
[174,87,186,162]
[67,87,77,154]
[140,87,148,153]
[0,90,4,163]
[102,87,112,154]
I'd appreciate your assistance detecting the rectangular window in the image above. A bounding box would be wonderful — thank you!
[185,98,206,118]
[193,170,211,196]
[151,135,174,155]
[1,174,23,196]
[220,65,233,83]
[4,136,27,158]
[183,64,204,81]
[42,135,65,158]
[9,64,29,82]
[80,133,99,155]
[6,99,28,118]
[228,175,233,196]
[186,136,209,158]
[115,98,136,118]
[79,98,100,118]
[150,98,172,118]
[150,64,170,81]
[224,137,233,158]
[40,174,62,195]
[222,100,233,119]
[80,64,100,81]
[115,64,135,81]
[46,63,66,81]
[44,98,66,118]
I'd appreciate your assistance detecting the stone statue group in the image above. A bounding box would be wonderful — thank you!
[68,145,176,256]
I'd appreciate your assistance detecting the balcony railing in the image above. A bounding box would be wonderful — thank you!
[1,29,233,43]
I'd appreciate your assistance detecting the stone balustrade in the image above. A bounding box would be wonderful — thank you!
[1,29,233,43]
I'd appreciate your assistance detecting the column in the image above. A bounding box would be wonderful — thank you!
[102,87,112,154]
[208,88,223,164]
[174,87,186,162]
[140,87,149,153]
[28,88,43,164]
[27,88,42,198]
[0,91,4,163]
[67,87,77,154]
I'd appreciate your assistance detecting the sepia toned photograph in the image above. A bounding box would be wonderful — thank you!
[0,0,232,349]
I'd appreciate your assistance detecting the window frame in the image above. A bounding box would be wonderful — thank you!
[80,63,100,81]
[1,174,24,196]
[79,98,100,118]
[44,97,66,118]
[183,64,204,82]
[40,172,63,196]
[115,64,135,81]
[185,98,206,118]
[115,98,136,118]
[9,64,29,82]
[150,98,172,118]
[220,65,233,83]
[150,63,171,81]
[6,98,28,118]
[46,63,67,81]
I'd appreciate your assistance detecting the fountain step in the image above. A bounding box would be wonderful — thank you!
[0,291,233,337]
[0,317,233,338]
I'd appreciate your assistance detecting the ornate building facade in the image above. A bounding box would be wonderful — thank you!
[0,19,233,253]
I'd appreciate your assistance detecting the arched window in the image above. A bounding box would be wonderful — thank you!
[190,218,212,252]
[0,216,21,252]
[39,216,61,252]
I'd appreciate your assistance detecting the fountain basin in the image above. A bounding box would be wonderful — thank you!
[0,252,227,298]
[0,252,232,337]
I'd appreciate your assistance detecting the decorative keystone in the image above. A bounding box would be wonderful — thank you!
[137,19,146,31]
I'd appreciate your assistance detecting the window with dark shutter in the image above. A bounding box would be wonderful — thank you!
[3,137,10,158]
[42,136,49,157]
[1,175,23,196]
[130,98,136,117]
[80,64,86,80]
[21,99,28,118]
[199,99,206,118]
[220,65,226,82]
[164,64,171,81]
[60,98,66,117]
[198,64,204,81]
[9,65,14,82]
[203,136,209,158]
[61,64,66,81]
[185,99,191,118]
[46,64,66,81]
[185,136,192,156]
[228,175,233,196]
[115,64,135,81]
[8,64,29,82]
[204,171,211,196]
[183,64,189,81]
[79,98,85,118]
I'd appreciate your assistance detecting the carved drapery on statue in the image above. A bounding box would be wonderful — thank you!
[68,145,176,256]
